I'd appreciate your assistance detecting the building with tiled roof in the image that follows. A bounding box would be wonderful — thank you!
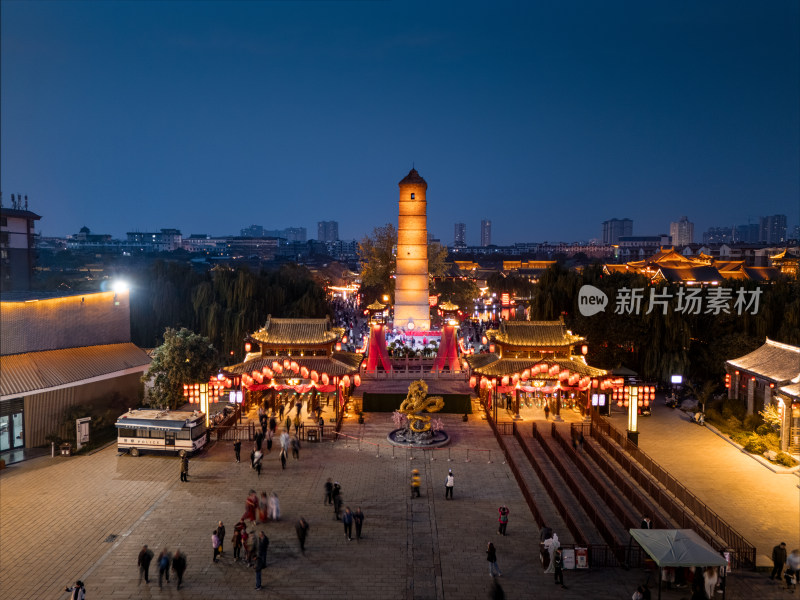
[223,317,363,414]
[465,318,608,419]
[726,339,800,452]
[604,246,786,284]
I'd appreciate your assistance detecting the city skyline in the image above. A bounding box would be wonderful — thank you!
[2,2,799,245]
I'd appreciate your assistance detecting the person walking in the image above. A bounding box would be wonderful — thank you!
[291,436,300,459]
[772,542,787,581]
[180,455,189,482]
[293,413,301,436]
[171,550,186,589]
[703,567,718,599]
[324,478,333,505]
[157,548,171,589]
[544,403,550,420]
[137,545,153,584]
[279,448,287,470]
[785,549,800,592]
[332,482,343,520]
[232,527,243,562]
[245,490,258,525]
[65,581,86,600]
[445,470,454,499]
[254,532,269,590]
[411,469,421,497]
[215,521,225,555]
[342,507,354,541]
[487,542,501,577]
[353,507,365,540]
[234,439,242,463]
[268,492,281,521]
[212,529,221,562]
[554,547,566,588]
[497,505,509,536]
[296,517,310,554]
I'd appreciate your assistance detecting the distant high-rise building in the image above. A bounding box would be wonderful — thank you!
[703,226,735,245]
[792,225,800,240]
[454,222,466,247]
[601,218,633,245]
[669,216,694,246]
[241,225,264,238]
[317,221,339,242]
[480,219,492,247]
[759,214,787,244]
[734,224,759,244]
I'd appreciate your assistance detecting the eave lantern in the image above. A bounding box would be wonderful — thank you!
[244,341,252,353]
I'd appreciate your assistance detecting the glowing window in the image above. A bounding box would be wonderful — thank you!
[410,193,415,199]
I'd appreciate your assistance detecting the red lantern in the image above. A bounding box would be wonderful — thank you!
[617,400,623,407]
[581,344,588,355]
[272,361,281,371]
[353,374,361,387]
[336,343,342,351]
[522,369,530,381]
[559,370,569,381]
[300,366,309,379]
[274,365,283,375]
[479,378,487,390]
[469,376,477,387]
[283,359,291,370]
[512,373,519,384]
[245,342,252,353]
[482,336,488,345]
[342,335,348,344]
[501,375,510,386]
[321,373,330,386]
[489,344,496,353]
[290,361,299,373]
[342,375,351,388]
[310,370,319,382]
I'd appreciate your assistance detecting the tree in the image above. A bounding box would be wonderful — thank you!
[142,328,220,409]
[428,241,449,278]
[358,224,397,298]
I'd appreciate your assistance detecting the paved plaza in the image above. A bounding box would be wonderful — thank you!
[0,402,798,600]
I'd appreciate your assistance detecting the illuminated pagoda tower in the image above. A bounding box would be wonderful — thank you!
[394,168,430,332]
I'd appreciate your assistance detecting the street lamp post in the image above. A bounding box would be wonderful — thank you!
[627,385,639,445]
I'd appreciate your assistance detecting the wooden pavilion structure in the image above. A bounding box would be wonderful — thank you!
[465,318,610,419]
[221,316,363,420]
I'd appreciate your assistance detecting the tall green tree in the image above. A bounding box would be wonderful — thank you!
[142,328,220,409]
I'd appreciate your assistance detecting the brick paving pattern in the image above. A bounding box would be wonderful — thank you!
[0,403,797,600]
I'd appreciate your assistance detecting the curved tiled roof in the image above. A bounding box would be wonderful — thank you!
[250,316,343,346]
[468,356,606,378]
[727,338,800,383]
[398,168,427,188]
[439,301,459,312]
[489,320,584,347]
[225,353,363,378]
[366,301,386,311]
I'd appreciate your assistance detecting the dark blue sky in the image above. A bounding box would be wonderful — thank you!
[2,1,798,245]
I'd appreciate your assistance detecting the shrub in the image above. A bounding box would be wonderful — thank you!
[725,415,743,431]
[756,424,773,436]
[743,435,768,454]
[705,408,722,424]
[730,431,749,445]
[776,452,799,468]
[743,414,762,432]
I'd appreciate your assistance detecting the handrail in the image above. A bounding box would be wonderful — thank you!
[513,424,589,547]
[530,424,627,563]
[482,401,545,528]
[590,414,756,569]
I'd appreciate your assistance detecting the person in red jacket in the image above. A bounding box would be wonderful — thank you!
[497,505,509,536]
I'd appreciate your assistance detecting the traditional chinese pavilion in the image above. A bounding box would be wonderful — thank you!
[725,338,800,452]
[465,318,609,418]
[221,316,364,415]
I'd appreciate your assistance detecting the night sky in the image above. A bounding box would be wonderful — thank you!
[2,1,798,245]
